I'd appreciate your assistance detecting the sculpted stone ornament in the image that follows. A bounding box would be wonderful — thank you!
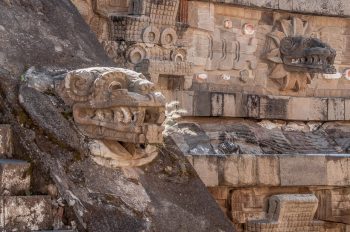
[265,17,336,91]
[59,67,165,167]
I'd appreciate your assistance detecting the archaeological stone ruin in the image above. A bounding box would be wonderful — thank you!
[1,0,350,231]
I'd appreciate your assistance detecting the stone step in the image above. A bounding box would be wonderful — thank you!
[0,195,52,231]
[0,159,30,195]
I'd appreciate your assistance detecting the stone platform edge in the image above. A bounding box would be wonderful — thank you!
[186,153,350,187]
[200,0,350,17]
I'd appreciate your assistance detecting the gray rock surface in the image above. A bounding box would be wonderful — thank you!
[0,0,114,77]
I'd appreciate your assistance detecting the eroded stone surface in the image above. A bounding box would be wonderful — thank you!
[0,159,30,196]
[170,119,350,156]
[315,188,350,224]
[0,125,13,158]
[0,195,52,231]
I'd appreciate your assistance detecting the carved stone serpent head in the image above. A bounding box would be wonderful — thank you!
[58,67,165,167]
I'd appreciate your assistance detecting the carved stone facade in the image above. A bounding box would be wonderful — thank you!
[71,1,350,231]
[58,67,165,167]
[171,119,350,231]
[72,1,350,118]
[246,194,323,232]
[72,0,193,93]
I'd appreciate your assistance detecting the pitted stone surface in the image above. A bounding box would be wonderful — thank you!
[0,195,52,231]
[0,125,13,158]
[0,159,30,196]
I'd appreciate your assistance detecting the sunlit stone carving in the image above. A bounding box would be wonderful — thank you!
[265,17,336,92]
[247,194,324,232]
[59,67,165,167]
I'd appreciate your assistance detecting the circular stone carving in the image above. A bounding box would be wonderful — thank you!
[127,45,146,65]
[243,23,255,35]
[160,28,177,48]
[142,26,160,46]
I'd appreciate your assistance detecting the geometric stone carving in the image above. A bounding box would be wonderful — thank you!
[108,0,193,87]
[265,17,337,92]
[205,31,258,72]
[58,67,165,167]
[246,194,324,232]
[315,188,350,224]
[73,0,193,90]
[231,189,266,224]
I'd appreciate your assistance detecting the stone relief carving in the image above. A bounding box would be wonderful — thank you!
[107,0,193,88]
[205,29,258,72]
[265,17,336,92]
[58,67,165,167]
[72,0,192,89]
[247,194,324,232]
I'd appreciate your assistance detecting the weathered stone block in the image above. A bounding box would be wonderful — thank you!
[0,125,13,157]
[259,96,289,119]
[221,155,256,186]
[0,196,52,231]
[247,95,260,118]
[345,99,350,120]
[176,91,194,116]
[223,94,236,117]
[328,98,345,120]
[193,156,218,187]
[0,159,30,195]
[326,155,350,186]
[315,188,350,224]
[247,96,329,121]
[208,186,229,200]
[287,97,328,121]
[280,155,327,186]
[256,155,280,186]
[193,91,211,116]
[211,93,223,116]
[188,2,214,32]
